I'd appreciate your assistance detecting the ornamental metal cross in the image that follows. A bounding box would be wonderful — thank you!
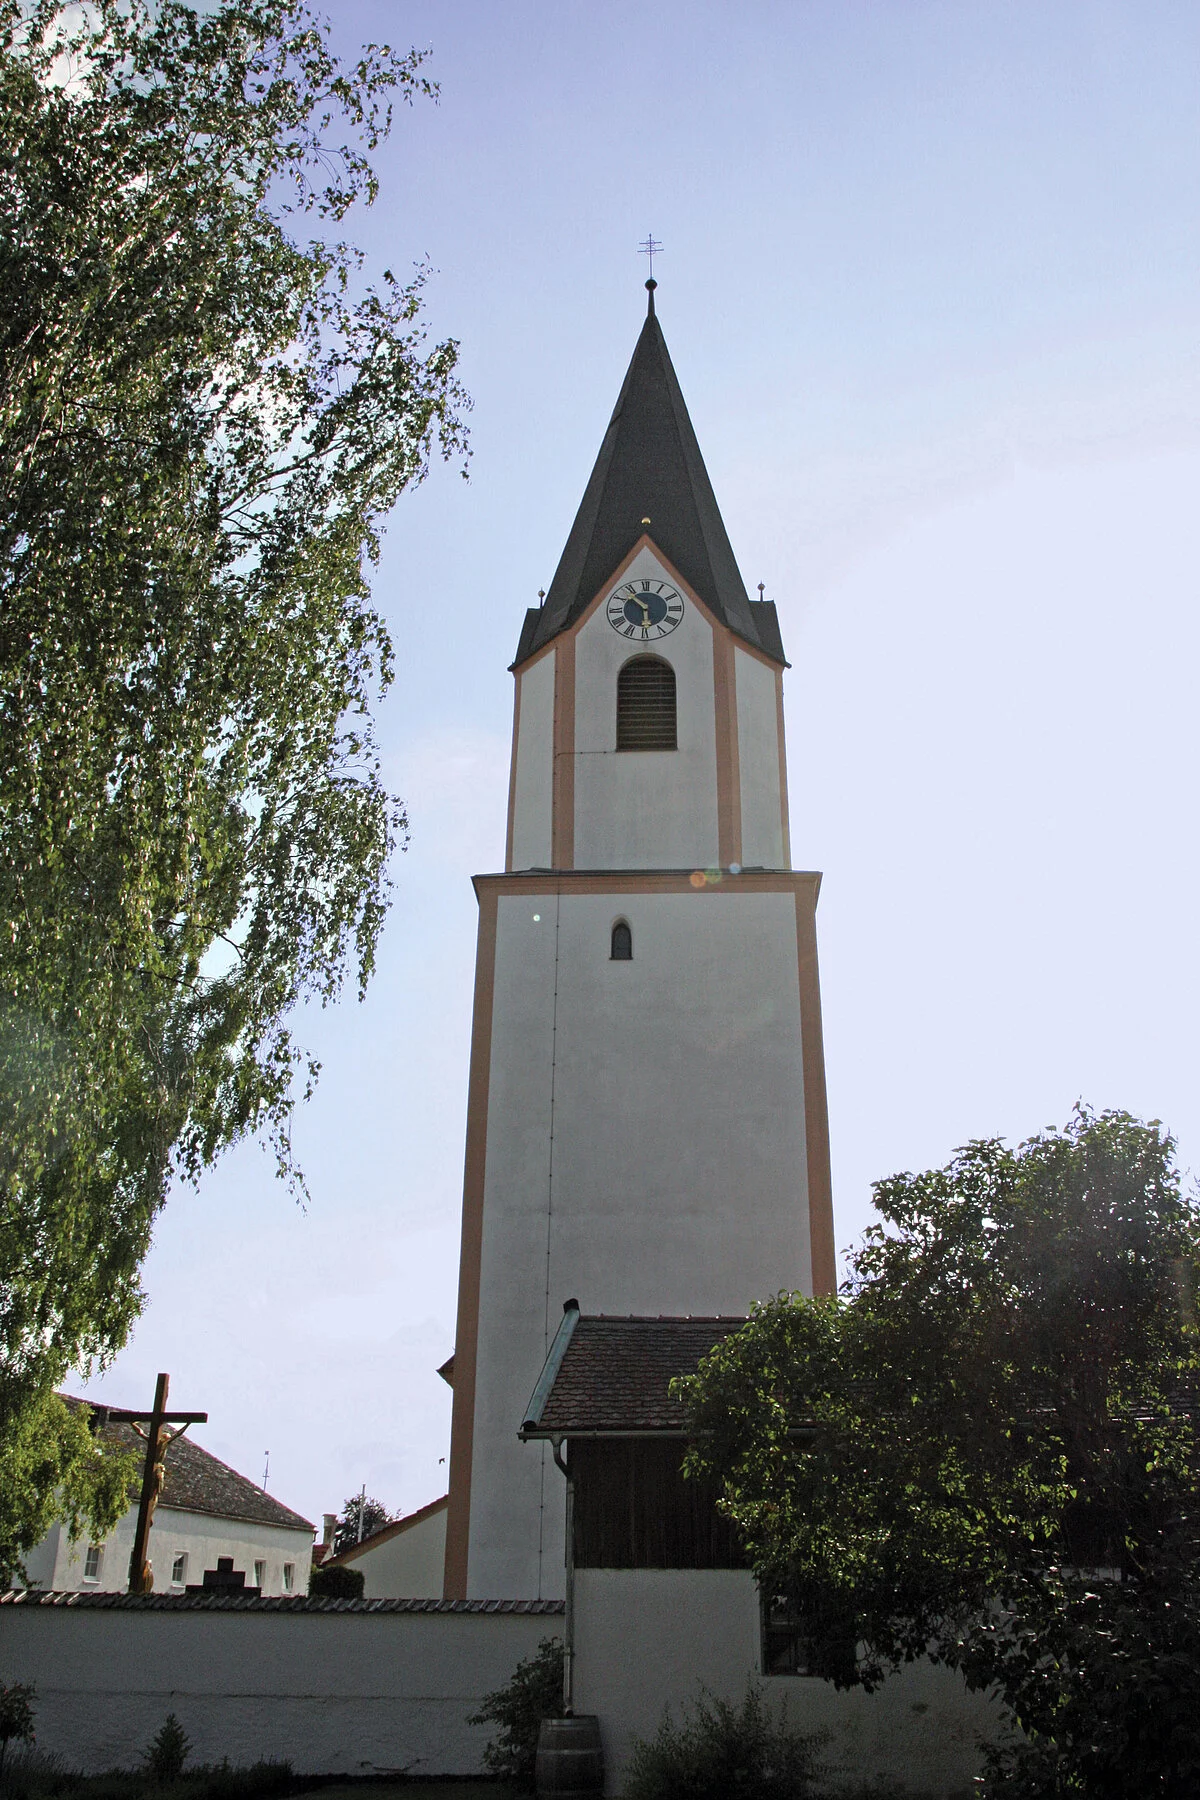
[638,235,663,279]
[96,1373,207,1593]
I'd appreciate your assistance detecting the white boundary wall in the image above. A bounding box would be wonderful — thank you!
[0,1597,561,1777]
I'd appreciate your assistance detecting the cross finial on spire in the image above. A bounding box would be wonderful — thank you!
[639,234,663,282]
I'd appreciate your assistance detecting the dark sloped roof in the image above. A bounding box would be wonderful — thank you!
[750,599,786,665]
[523,1316,745,1435]
[63,1397,313,1534]
[1,1590,562,1614]
[515,290,784,668]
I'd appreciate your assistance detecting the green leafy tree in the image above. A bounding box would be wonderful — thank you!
[0,1393,134,1584]
[468,1637,564,1792]
[0,0,466,1569]
[332,1493,394,1555]
[682,1109,1200,1799]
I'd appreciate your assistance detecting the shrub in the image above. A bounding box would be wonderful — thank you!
[622,1680,827,1800]
[0,1684,36,1783]
[307,1564,364,1600]
[192,1761,294,1800]
[0,1748,73,1800]
[143,1717,189,1783]
[0,1753,300,1800]
[468,1636,564,1791]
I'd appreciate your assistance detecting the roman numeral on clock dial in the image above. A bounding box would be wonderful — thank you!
[606,578,685,639]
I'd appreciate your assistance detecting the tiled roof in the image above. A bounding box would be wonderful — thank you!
[526,1316,745,1435]
[62,1397,313,1534]
[1,1590,562,1615]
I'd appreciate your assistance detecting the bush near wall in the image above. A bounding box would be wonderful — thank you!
[0,1755,300,1800]
[307,1566,365,1601]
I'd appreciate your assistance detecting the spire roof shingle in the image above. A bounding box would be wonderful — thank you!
[514,290,785,668]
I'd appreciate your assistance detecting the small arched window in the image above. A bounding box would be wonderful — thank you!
[616,655,676,751]
[611,920,633,961]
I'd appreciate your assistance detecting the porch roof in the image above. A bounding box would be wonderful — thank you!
[520,1314,745,1438]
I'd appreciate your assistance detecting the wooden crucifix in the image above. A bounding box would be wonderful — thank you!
[110,1373,207,1593]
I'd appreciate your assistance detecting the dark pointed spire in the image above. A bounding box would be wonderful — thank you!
[514,298,785,667]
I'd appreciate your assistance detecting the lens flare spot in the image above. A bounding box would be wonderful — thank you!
[689,870,706,889]
[532,913,541,922]
[705,868,722,885]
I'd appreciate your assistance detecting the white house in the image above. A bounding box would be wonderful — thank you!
[23,1406,314,1598]
[320,1494,448,1598]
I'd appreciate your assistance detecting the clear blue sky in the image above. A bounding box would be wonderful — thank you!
[82,1,1200,1536]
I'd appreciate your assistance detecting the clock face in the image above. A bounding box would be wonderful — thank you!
[606,578,685,641]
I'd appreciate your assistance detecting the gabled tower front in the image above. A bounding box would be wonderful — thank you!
[444,284,834,1601]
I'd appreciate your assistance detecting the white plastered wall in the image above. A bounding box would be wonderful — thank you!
[572,548,719,870]
[20,1525,60,1591]
[574,1570,999,1798]
[735,649,786,868]
[339,1503,447,1599]
[38,1507,312,1597]
[466,884,811,1600]
[0,1605,559,1775]
[510,649,555,870]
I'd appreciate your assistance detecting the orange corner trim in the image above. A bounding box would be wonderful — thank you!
[443,884,500,1598]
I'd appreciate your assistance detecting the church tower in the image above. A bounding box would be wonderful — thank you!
[443,284,835,1601]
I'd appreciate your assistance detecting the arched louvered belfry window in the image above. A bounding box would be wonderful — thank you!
[616,655,677,751]
[611,919,632,961]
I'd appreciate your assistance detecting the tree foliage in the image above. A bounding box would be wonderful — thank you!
[682,1109,1200,1798]
[0,0,467,1568]
[331,1492,394,1554]
[0,1391,134,1583]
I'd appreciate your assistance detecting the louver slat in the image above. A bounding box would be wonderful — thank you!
[616,657,676,751]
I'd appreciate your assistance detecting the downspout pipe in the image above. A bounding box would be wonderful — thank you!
[520,1299,582,1718]
[550,1433,574,1715]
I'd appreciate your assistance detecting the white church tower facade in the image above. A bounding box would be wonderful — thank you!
[444,283,835,1601]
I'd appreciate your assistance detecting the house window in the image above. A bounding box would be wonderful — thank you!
[616,656,676,751]
[610,920,632,961]
[282,1562,295,1593]
[171,1553,188,1586]
[760,1593,813,1676]
[83,1544,103,1582]
[254,1560,266,1590]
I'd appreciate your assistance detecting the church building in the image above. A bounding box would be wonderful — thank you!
[443,279,835,1607]
[437,284,997,1794]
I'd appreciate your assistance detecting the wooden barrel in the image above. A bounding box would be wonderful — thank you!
[535,1714,604,1795]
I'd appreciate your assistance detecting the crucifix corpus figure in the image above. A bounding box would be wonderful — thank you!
[112,1373,207,1593]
